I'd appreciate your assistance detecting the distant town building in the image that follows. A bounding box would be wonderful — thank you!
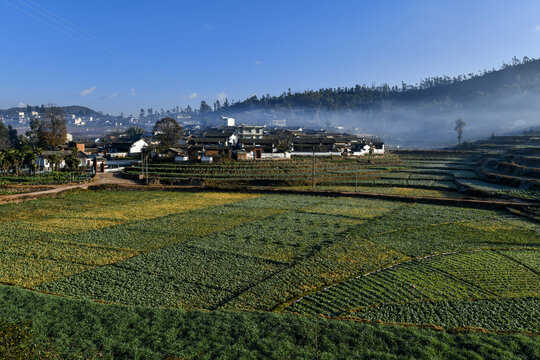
[271,119,287,127]
[221,116,235,127]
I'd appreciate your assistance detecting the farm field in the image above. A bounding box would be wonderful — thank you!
[293,185,466,198]
[0,189,539,358]
[122,153,483,193]
[2,285,540,360]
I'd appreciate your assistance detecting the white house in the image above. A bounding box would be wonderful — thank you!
[37,151,68,171]
[37,151,93,171]
[221,116,235,127]
[351,144,371,156]
[129,139,148,155]
[350,142,385,156]
[372,142,385,154]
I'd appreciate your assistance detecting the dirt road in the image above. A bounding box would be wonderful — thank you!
[0,172,138,204]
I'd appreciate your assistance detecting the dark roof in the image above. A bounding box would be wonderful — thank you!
[292,137,335,144]
[42,150,72,156]
[42,150,89,159]
[108,141,134,152]
[203,128,235,137]
[203,145,232,151]
[167,148,187,155]
[195,137,228,144]
[241,138,277,145]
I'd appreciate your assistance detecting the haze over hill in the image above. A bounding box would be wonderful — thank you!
[2,57,540,148]
[215,57,540,148]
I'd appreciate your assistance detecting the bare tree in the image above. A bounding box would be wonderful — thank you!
[39,105,67,149]
[455,118,466,147]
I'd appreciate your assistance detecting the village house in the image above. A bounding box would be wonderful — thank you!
[107,139,148,158]
[193,127,238,147]
[236,125,264,141]
[37,150,95,171]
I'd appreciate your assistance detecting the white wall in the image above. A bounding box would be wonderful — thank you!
[129,139,148,154]
[290,151,342,157]
[175,156,189,163]
[261,152,291,159]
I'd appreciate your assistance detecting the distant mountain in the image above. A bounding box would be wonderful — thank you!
[0,105,101,118]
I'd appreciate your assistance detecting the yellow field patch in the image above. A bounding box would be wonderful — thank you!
[5,192,260,239]
[2,240,139,266]
[303,197,398,219]
[0,254,93,287]
[19,218,123,235]
[461,219,515,232]
[68,192,259,222]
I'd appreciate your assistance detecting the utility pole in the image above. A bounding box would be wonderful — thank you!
[312,146,315,189]
[355,163,358,192]
[145,153,149,185]
[141,151,144,183]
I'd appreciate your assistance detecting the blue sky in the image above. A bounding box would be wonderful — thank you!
[1,0,540,115]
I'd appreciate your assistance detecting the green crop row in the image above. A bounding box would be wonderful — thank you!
[2,284,539,359]
[37,243,285,309]
[349,297,540,333]
[286,256,491,316]
[426,250,540,297]
[287,250,540,317]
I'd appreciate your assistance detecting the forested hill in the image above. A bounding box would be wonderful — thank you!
[0,105,100,117]
[224,56,540,112]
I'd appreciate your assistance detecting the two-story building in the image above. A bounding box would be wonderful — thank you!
[236,125,264,141]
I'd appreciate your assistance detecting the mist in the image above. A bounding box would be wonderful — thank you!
[220,91,540,149]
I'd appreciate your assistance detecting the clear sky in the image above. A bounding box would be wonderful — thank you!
[1,0,540,115]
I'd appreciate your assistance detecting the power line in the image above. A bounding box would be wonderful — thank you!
[2,0,155,79]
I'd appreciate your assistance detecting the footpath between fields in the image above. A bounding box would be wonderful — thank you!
[0,177,537,213]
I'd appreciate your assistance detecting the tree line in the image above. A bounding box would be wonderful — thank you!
[141,55,537,118]
[0,105,76,176]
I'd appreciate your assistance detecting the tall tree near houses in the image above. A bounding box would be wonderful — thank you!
[0,121,9,149]
[455,118,466,147]
[46,153,63,175]
[153,117,183,151]
[22,147,37,175]
[126,126,145,141]
[64,149,80,174]
[38,105,67,149]
[7,125,20,149]
[199,100,212,113]
[6,148,23,175]
[26,118,41,147]
[0,151,7,174]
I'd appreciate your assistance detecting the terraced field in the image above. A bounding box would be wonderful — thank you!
[123,152,490,201]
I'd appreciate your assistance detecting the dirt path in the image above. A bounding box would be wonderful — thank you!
[0,173,536,210]
[0,172,138,204]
